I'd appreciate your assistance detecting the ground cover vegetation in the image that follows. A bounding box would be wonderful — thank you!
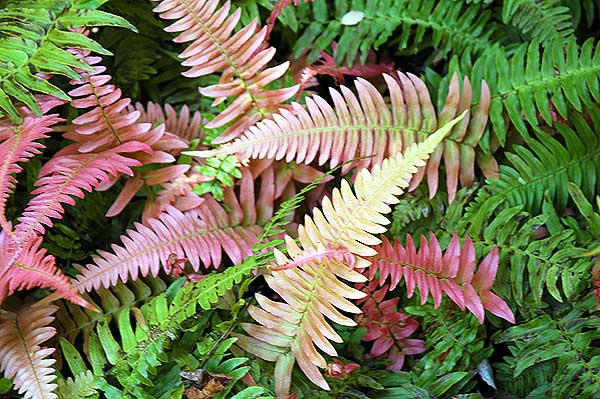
[0,0,599,398]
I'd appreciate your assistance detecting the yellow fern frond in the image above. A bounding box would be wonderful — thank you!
[236,112,466,397]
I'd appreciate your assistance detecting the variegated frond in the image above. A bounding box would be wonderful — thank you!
[0,112,63,234]
[190,72,492,200]
[71,183,265,292]
[0,302,59,399]
[0,234,90,308]
[14,143,144,237]
[236,115,464,396]
[152,0,298,143]
[369,234,515,324]
[129,101,205,143]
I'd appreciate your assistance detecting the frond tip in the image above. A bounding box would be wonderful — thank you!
[0,303,59,399]
[370,233,515,324]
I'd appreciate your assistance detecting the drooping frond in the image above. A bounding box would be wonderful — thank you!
[473,37,600,143]
[0,0,135,122]
[129,101,205,142]
[152,0,298,142]
[294,0,500,65]
[502,0,574,43]
[0,302,59,399]
[236,115,464,395]
[369,234,515,323]
[192,72,491,200]
[356,281,425,370]
[14,143,144,237]
[0,112,63,234]
[0,234,89,308]
[72,186,265,292]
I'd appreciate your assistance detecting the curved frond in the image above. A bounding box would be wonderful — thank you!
[502,0,574,43]
[129,101,205,142]
[0,303,59,399]
[0,235,89,308]
[237,115,464,394]
[0,1,134,122]
[72,189,264,292]
[152,0,298,142]
[14,143,144,237]
[193,72,491,200]
[369,234,514,323]
[0,112,63,234]
[295,0,500,65]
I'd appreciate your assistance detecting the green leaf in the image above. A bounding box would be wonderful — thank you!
[59,337,88,376]
[61,9,138,32]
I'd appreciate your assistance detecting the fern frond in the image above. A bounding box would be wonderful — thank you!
[56,370,97,399]
[295,0,499,66]
[0,235,89,308]
[0,111,63,234]
[72,191,263,292]
[475,37,600,143]
[0,302,59,399]
[0,0,134,122]
[369,234,514,323]
[502,0,574,43]
[237,115,464,394]
[14,143,144,237]
[356,281,425,370]
[66,52,163,154]
[471,108,600,216]
[191,72,490,200]
[152,0,298,143]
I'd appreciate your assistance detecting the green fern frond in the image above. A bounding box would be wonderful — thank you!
[0,0,135,121]
[495,294,600,398]
[502,0,575,43]
[468,109,600,216]
[294,0,499,65]
[470,38,600,143]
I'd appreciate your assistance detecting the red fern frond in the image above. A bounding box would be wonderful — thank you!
[0,113,63,234]
[72,187,264,292]
[369,234,515,323]
[0,303,59,399]
[152,0,298,142]
[356,281,425,370]
[14,143,145,236]
[0,233,89,308]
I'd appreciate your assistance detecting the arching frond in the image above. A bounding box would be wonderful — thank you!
[502,0,574,43]
[236,114,464,395]
[192,72,491,201]
[129,101,205,142]
[0,112,63,234]
[72,184,265,292]
[152,0,298,142]
[0,303,59,399]
[369,234,514,323]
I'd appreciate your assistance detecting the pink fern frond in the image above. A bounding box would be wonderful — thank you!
[72,191,263,292]
[152,0,298,142]
[369,234,515,323]
[0,302,59,399]
[0,236,89,308]
[14,143,144,236]
[0,113,63,234]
